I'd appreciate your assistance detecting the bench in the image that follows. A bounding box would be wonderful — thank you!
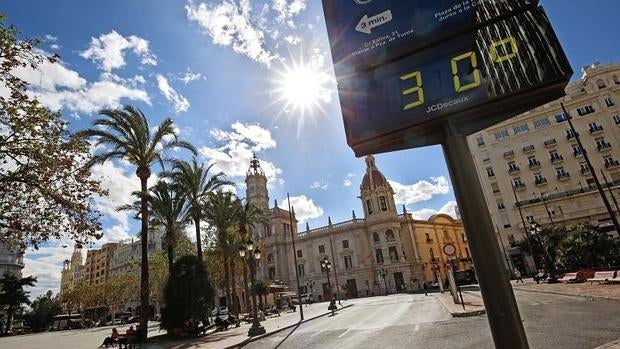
[587,271,616,284]
[558,272,579,283]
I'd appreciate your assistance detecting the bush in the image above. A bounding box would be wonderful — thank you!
[160,255,213,334]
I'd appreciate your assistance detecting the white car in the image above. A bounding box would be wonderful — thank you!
[291,294,314,305]
[211,306,228,317]
[106,318,122,326]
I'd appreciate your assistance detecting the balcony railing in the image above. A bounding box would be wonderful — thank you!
[573,149,584,158]
[503,150,515,159]
[529,160,541,169]
[605,160,620,169]
[508,166,520,174]
[550,155,564,164]
[557,172,570,180]
[589,125,604,134]
[516,178,620,207]
[514,183,526,191]
[581,167,591,175]
[597,142,612,152]
[544,139,557,147]
[535,178,548,186]
[522,145,535,153]
[566,132,577,141]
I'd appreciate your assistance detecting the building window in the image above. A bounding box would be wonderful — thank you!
[476,135,485,146]
[267,253,274,263]
[533,118,551,129]
[342,240,349,249]
[555,113,567,123]
[366,200,373,214]
[577,105,595,116]
[318,245,325,254]
[389,246,399,262]
[486,167,495,177]
[496,198,505,210]
[614,75,620,85]
[425,233,432,243]
[465,248,470,258]
[491,182,500,194]
[494,130,509,141]
[269,267,276,280]
[507,161,519,173]
[613,115,620,125]
[549,150,562,162]
[385,230,395,242]
[379,196,388,211]
[580,162,590,174]
[513,177,524,188]
[528,155,540,167]
[572,144,583,157]
[373,232,380,243]
[596,137,610,150]
[605,96,615,107]
[297,250,303,258]
[344,255,353,270]
[375,249,384,264]
[596,79,607,89]
[462,233,467,242]
[297,264,305,277]
[556,166,569,179]
[429,248,435,261]
[513,123,529,135]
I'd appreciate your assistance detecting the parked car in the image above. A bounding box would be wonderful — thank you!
[291,294,314,305]
[106,318,122,326]
[211,306,228,317]
[127,316,140,324]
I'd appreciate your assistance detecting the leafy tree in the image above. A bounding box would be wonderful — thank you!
[559,224,620,269]
[160,255,213,335]
[0,14,105,249]
[175,232,197,259]
[103,274,138,323]
[0,273,36,333]
[148,251,169,316]
[82,105,195,339]
[24,290,61,332]
[164,158,231,262]
[251,279,269,309]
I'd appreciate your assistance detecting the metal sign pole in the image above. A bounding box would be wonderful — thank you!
[442,124,529,349]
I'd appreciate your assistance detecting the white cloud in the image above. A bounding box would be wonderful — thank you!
[12,54,87,91]
[178,68,206,84]
[389,176,450,205]
[156,74,190,113]
[280,195,323,223]
[272,0,307,25]
[284,35,301,45]
[45,34,58,42]
[186,0,278,67]
[23,245,73,299]
[411,201,459,220]
[343,173,356,187]
[80,30,157,72]
[198,122,282,185]
[310,180,329,190]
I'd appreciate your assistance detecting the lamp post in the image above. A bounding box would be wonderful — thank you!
[320,257,332,300]
[529,221,558,283]
[379,269,388,295]
[239,239,266,337]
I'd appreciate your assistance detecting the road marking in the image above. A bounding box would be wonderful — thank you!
[310,329,324,337]
[414,324,420,332]
[338,329,351,338]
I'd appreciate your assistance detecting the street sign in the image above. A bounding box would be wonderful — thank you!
[443,243,457,257]
[323,0,538,75]
[334,7,572,156]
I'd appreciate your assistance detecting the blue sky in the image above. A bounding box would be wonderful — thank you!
[3,0,620,297]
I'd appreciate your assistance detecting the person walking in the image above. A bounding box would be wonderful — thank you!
[423,282,429,296]
[514,268,524,284]
[328,294,337,316]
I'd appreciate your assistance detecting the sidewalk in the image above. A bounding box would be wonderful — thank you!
[594,340,620,349]
[144,302,351,349]
[511,279,620,300]
[432,291,486,317]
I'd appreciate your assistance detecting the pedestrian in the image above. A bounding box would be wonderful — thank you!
[423,282,428,296]
[328,294,337,316]
[514,268,524,283]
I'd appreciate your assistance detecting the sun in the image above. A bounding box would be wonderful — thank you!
[272,54,334,119]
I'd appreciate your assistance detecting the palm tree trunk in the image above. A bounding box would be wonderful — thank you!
[167,243,174,277]
[243,264,250,312]
[224,256,231,310]
[139,176,150,341]
[231,258,238,316]
[195,217,203,262]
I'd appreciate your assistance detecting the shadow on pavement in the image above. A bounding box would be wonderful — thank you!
[274,322,301,349]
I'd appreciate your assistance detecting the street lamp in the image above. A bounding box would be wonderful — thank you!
[320,257,332,300]
[529,221,558,283]
[239,239,266,337]
[379,269,389,295]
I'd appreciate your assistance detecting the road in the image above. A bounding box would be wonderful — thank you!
[246,290,620,349]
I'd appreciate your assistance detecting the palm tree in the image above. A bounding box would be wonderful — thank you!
[234,199,268,312]
[165,158,231,262]
[146,181,191,275]
[0,273,36,333]
[81,105,195,339]
[203,191,238,312]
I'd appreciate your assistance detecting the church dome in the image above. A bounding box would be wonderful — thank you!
[361,155,388,190]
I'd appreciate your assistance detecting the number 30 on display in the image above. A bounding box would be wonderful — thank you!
[400,36,519,111]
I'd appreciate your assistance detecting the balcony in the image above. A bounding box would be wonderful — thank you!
[597,142,612,152]
[557,172,571,180]
[573,149,584,158]
[566,132,577,141]
[589,125,604,134]
[581,167,591,175]
[522,145,535,154]
[503,150,515,159]
[508,166,520,175]
[514,183,526,191]
[550,155,564,164]
[535,178,548,186]
[529,160,541,170]
[544,139,557,147]
[606,160,620,169]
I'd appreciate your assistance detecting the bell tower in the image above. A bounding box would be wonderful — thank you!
[245,153,269,213]
[359,155,397,220]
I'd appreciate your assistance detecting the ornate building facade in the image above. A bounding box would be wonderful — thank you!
[0,241,24,277]
[245,154,471,301]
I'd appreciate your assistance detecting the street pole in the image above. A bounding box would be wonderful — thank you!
[328,234,342,305]
[540,193,556,227]
[561,103,620,234]
[442,124,529,349]
[495,225,513,275]
[511,183,536,272]
[600,169,620,215]
[248,257,266,336]
[287,193,304,321]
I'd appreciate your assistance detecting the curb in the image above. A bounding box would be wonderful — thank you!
[512,286,620,302]
[593,340,620,349]
[225,304,354,348]
[432,294,486,318]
